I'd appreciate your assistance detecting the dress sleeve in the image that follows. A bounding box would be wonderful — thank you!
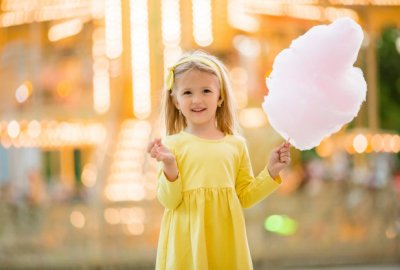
[235,141,281,208]
[156,138,183,210]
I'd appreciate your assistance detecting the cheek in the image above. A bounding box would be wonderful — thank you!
[174,97,189,110]
[213,96,220,104]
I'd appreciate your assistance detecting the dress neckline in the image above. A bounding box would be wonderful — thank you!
[181,130,228,143]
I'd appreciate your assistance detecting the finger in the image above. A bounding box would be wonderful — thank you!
[147,138,160,153]
[155,138,162,146]
[150,150,157,159]
[280,149,290,155]
[157,143,168,152]
[155,150,167,162]
[150,145,159,158]
[276,146,286,155]
[153,138,162,149]
[156,144,169,156]
[280,154,290,161]
[279,146,291,154]
[282,142,291,149]
[277,142,288,150]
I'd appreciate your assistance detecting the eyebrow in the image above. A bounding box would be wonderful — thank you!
[180,86,215,91]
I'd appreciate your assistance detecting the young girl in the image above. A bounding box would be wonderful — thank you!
[147,51,291,270]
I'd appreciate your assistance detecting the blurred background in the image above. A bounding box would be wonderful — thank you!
[0,0,399,269]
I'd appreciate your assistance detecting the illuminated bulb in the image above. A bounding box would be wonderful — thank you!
[390,135,400,153]
[353,134,368,153]
[192,0,213,47]
[383,134,393,152]
[91,0,105,19]
[93,73,110,114]
[93,57,110,73]
[239,108,268,128]
[161,0,182,83]
[230,67,248,85]
[70,210,85,228]
[7,120,20,138]
[48,19,83,42]
[130,0,151,119]
[161,0,181,46]
[15,83,30,103]
[132,207,146,221]
[227,0,259,32]
[127,223,144,235]
[371,134,383,152]
[105,183,146,202]
[105,0,123,59]
[324,7,359,22]
[27,120,41,138]
[92,26,111,115]
[88,124,107,143]
[82,163,97,187]
[104,208,121,224]
[135,120,152,134]
[120,207,132,224]
[233,35,260,58]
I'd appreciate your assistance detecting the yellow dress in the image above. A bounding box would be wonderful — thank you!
[156,131,281,270]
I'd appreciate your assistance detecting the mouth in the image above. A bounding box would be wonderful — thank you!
[191,108,206,113]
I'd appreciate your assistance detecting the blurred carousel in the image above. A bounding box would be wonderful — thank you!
[0,0,399,269]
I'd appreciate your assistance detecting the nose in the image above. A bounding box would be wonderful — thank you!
[191,93,202,104]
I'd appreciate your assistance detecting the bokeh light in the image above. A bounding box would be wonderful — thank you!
[264,215,298,236]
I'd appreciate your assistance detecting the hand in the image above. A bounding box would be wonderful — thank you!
[147,138,175,163]
[267,141,291,179]
[147,138,179,181]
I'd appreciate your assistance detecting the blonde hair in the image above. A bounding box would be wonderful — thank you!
[160,50,241,136]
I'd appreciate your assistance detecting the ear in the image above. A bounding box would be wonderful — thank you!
[217,99,223,107]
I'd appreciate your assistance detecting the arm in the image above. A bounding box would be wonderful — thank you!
[148,138,182,210]
[235,141,290,208]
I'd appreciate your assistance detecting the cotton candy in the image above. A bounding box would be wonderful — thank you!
[262,17,367,150]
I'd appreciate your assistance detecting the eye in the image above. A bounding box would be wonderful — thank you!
[203,89,212,93]
[183,91,192,95]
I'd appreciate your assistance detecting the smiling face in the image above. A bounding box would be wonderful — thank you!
[173,68,222,132]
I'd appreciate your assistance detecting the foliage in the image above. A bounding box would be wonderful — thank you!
[377,26,400,134]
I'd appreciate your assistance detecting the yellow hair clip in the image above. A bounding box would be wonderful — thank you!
[166,56,224,102]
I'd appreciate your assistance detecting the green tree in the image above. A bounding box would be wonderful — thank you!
[378,26,400,134]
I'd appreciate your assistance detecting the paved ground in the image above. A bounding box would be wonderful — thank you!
[287,265,400,270]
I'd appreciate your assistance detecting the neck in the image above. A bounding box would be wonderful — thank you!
[185,124,224,139]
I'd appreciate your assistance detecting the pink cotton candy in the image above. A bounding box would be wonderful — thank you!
[262,17,367,150]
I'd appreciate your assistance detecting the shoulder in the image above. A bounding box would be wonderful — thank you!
[162,132,187,151]
[225,134,248,152]
[226,133,246,144]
